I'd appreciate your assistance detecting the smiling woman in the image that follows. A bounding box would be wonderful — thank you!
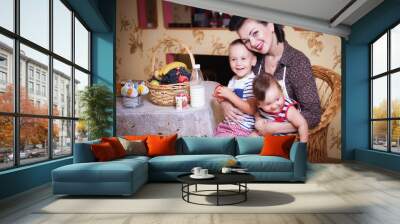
[224,16,321,136]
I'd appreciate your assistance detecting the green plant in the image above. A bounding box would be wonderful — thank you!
[79,84,113,140]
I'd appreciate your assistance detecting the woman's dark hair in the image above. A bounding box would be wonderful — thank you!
[253,72,282,101]
[228,16,285,43]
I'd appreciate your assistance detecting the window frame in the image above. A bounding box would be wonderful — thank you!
[370,20,400,154]
[0,0,92,171]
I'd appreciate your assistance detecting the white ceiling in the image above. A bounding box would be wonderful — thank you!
[166,0,384,38]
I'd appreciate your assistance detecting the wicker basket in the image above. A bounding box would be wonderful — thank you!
[146,42,195,106]
[308,65,342,162]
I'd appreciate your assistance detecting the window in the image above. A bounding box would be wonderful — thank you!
[20,0,49,49]
[0,54,7,67]
[53,0,72,60]
[53,119,72,158]
[28,81,34,94]
[35,70,41,81]
[0,71,6,85]
[371,23,400,154]
[0,116,13,170]
[35,83,40,95]
[0,35,13,112]
[0,0,14,32]
[41,73,46,83]
[42,85,46,97]
[74,69,89,118]
[53,59,71,117]
[0,0,91,170]
[28,67,34,80]
[0,54,7,88]
[74,18,89,70]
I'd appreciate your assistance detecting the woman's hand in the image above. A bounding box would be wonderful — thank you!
[220,101,244,123]
[255,118,297,135]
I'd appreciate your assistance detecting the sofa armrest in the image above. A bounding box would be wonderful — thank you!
[73,140,100,163]
[289,142,307,181]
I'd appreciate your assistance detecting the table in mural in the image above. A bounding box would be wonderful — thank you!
[116,81,223,137]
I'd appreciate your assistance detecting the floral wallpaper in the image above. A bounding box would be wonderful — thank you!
[117,0,342,161]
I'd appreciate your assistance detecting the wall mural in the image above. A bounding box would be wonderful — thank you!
[116,0,342,162]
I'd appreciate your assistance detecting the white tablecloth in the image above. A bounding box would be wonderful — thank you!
[116,81,223,136]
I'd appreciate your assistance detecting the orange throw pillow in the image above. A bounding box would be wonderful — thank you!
[91,142,117,161]
[124,135,148,141]
[101,137,127,158]
[146,134,177,157]
[259,135,296,159]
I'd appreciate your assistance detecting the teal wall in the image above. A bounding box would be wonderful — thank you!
[0,158,72,199]
[0,0,116,200]
[91,0,116,136]
[343,0,400,171]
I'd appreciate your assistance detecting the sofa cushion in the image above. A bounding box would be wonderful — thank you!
[91,142,118,161]
[118,137,147,156]
[236,155,293,172]
[236,137,263,155]
[147,134,177,157]
[148,154,235,172]
[178,137,236,155]
[260,135,296,159]
[101,137,127,158]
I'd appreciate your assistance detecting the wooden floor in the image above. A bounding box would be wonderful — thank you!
[1,162,400,224]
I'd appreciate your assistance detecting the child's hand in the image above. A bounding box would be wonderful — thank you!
[213,85,224,102]
[216,86,235,100]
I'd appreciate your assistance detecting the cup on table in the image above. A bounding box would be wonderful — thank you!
[199,169,208,176]
[191,167,202,176]
[221,167,232,174]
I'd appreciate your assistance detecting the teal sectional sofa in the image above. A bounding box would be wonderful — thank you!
[52,137,307,196]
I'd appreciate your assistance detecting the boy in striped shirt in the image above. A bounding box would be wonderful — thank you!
[214,39,258,136]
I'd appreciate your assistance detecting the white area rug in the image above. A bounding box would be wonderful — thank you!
[38,183,361,214]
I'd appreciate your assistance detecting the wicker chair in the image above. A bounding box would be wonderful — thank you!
[308,65,341,162]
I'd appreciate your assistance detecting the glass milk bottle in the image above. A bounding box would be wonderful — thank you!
[190,64,205,108]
